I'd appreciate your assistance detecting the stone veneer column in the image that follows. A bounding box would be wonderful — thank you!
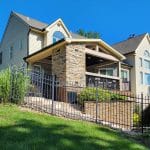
[52,46,66,84]
[66,43,86,87]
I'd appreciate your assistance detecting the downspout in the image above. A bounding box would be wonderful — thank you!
[26,28,31,68]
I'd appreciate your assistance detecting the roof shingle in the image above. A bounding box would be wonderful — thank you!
[13,11,48,30]
[112,33,147,55]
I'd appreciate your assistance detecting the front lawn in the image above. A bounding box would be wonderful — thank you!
[0,104,148,150]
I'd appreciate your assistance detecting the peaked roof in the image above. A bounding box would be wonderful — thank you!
[12,11,48,30]
[112,33,147,55]
[12,11,86,39]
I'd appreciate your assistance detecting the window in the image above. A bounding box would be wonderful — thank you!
[52,31,64,43]
[121,70,129,82]
[0,52,2,64]
[9,46,13,59]
[144,73,150,85]
[139,58,142,67]
[144,59,150,69]
[140,72,143,84]
[144,50,150,58]
[99,68,114,76]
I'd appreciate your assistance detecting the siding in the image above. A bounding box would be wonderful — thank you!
[135,35,150,96]
[0,15,29,70]
[29,31,44,54]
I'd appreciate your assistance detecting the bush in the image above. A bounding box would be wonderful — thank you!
[78,87,126,105]
[0,67,29,104]
[11,68,29,104]
[0,68,11,103]
[133,113,140,126]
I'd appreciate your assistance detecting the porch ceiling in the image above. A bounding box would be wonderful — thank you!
[85,48,119,62]
[24,39,66,63]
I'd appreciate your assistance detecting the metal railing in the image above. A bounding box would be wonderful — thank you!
[20,71,150,133]
[2,67,149,133]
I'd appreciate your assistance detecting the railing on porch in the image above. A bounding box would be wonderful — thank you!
[121,81,130,91]
[86,74,120,90]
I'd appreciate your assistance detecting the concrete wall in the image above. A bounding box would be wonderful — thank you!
[0,15,28,70]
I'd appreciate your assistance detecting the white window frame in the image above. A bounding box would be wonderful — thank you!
[121,69,129,82]
[140,72,143,85]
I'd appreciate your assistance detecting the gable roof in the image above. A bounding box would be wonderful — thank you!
[12,11,48,30]
[112,33,147,55]
[12,11,86,39]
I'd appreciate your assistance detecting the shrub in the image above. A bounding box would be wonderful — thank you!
[0,67,29,104]
[11,69,29,104]
[0,68,11,103]
[133,113,140,126]
[78,87,126,105]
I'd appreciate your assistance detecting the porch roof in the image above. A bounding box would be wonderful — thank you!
[24,38,125,63]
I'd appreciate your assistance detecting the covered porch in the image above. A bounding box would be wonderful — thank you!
[85,45,121,90]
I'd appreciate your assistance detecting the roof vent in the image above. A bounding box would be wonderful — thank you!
[128,34,135,39]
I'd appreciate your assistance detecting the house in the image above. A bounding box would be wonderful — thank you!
[113,33,150,96]
[0,11,132,94]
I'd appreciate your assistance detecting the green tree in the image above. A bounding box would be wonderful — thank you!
[76,29,100,39]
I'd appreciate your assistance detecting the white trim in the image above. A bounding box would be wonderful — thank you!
[45,19,72,38]
[85,47,119,61]
[66,38,125,60]
[86,72,120,80]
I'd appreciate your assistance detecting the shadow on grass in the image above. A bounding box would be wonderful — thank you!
[0,118,147,150]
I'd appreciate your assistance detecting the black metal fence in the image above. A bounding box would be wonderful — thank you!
[19,70,150,133]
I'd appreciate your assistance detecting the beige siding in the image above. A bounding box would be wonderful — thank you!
[0,15,28,70]
[45,23,69,46]
[135,35,150,96]
[29,31,44,54]
[125,54,136,94]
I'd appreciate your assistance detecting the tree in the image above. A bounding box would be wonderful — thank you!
[76,29,100,39]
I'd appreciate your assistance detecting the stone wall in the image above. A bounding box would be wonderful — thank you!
[66,44,86,87]
[52,46,66,83]
[51,44,86,101]
[84,101,134,130]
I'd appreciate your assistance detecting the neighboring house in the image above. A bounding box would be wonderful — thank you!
[112,33,150,96]
[0,11,132,94]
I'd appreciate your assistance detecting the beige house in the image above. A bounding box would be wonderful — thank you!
[0,11,136,94]
[113,33,150,96]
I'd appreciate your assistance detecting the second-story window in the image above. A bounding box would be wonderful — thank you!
[10,46,13,59]
[52,31,64,43]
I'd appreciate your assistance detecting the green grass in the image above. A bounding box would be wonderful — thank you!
[0,104,148,150]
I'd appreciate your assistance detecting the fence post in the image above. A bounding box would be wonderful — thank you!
[51,75,55,114]
[141,93,144,133]
[95,86,98,123]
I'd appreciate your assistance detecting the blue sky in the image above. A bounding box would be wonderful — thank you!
[0,0,150,44]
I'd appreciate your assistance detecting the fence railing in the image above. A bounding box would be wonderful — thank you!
[1,67,150,133]
[21,71,150,133]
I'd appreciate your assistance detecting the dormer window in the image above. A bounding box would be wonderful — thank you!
[53,31,64,43]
